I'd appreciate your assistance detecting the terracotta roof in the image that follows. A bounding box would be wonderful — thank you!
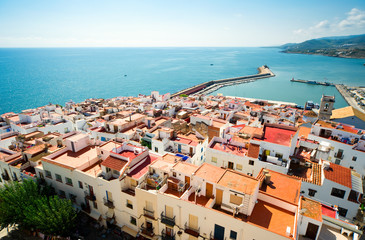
[217,170,259,195]
[300,197,322,222]
[172,161,199,175]
[297,126,311,139]
[247,144,260,158]
[331,106,365,122]
[257,169,301,205]
[194,163,225,183]
[323,163,352,188]
[101,155,128,171]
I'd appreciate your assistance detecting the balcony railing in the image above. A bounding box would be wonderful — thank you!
[184,222,200,237]
[84,190,96,201]
[161,229,176,240]
[143,208,155,219]
[140,223,154,237]
[161,211,176,226]
[335,153,344,159]
[103,197,115,209]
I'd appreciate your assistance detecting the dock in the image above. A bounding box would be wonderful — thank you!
[335,84,365,114]
[171,65,275,97]
[290,79,334,86]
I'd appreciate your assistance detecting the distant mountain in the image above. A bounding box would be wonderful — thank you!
[281,34,365,59]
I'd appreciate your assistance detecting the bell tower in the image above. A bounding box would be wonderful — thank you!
[318,95,335,120]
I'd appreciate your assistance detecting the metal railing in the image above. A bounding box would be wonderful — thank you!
[184,222,200,236]
[84,190,96,201]
[143,208,154,218]
[160,211,176,226]
[103,197,115,209]
[140,223,154,237]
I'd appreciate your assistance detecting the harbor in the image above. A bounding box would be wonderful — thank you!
[172,65,275,97]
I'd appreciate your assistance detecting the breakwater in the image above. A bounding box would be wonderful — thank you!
[290,79,334,86]
[171,65,275,97]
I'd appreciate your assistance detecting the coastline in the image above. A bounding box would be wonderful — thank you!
[281,50,365,59]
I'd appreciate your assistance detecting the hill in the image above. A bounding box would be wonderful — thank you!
[281,34,365,59]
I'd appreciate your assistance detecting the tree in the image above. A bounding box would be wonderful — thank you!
[0,179,77,237]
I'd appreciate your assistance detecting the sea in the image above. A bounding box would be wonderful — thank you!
[0,47,364,114]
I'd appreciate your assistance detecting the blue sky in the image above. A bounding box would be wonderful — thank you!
[0,0,364,47]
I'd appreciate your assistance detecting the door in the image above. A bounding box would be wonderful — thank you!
[190,147,193,156]
[189,214,198,230]
[89,185,94,195]
[166,206,173,218]
[214,224,225,240]
[305,222,319,240]
[71,141,75,152]
[216,189,223,205]
[228,161,234,169]
[185,176,190,190]
[206,182,213,198]
[178,144,182,153]
[166,227,173,236]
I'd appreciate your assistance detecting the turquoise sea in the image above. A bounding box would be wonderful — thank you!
[0,47,364,114]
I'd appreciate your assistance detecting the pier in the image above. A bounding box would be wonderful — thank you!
[171,65,275,97]
[335,84,365,114]
[290,79,334,86]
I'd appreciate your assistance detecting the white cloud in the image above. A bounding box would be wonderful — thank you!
[293,8,365,39]
[338,8,365,28]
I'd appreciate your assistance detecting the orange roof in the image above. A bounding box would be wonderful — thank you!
[218,170,259,195]
[247,144,260,158]
[298,126,311,139]
[101,155,128,171]
[258,169,301,205]
[194,163,225,183]
[324,163,352,188]
[172,161,199,175]
[300,197,322,222]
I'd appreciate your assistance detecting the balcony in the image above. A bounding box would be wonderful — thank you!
[161,212,176,226]
[84,190,96,201]
[184,222,200,237]
[161,229,176,240]
[103,197,115,209]
[140,223,154,237]
[335,153,344,159]
[143,208,155,219]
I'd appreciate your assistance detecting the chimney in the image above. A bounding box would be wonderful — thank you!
[264,174,271,185]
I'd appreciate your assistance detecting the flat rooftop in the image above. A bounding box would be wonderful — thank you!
[300,197,322,222]
[194,163,225,183]
[100,141,123,152]
[218,170,258,195]
[258,170,301,205]
[210,141,248,157]
[51,146,97,169]
[263,125,296,146]
[249,200,295,238]
[172,161,199,175]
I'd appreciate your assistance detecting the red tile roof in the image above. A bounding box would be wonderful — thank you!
[323,163,352,188]
[263,126,296,146]
[101,155,128,171]
[128,154,160,179]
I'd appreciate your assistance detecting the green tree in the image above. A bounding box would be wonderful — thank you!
[0,179,77,237]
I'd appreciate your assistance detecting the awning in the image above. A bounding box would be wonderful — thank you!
[121,225,138,237]
[90,210,101,220]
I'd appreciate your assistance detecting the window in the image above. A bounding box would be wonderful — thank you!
[211,157,217,163]
[335,159,341,165]
[155,147,158,152]
[130,216,137,225]
[78,181,83,189]
[352,156,357,161]
[228,162,234,169]
[113,170,119,175]
[106,167,111,172]
[230,230,237,240]
[275,153,283,159]
[350,166,354,169]
[69,193,77,203]
[55,174,62,182]
[93,201,98,209]
[308,189,317,197]
[127,199,133,209]
[173,172,176,177]
[45,170,52,179]
[338,207,348,217]
[230,194,243,205]
[236,164,243,170]
[249,160,254,166]
[59,190,66,198]
[65,177,73,186]
[201,147,203,152]
[331,188,346,199]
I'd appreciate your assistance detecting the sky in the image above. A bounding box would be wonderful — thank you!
[0,0,364,47]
